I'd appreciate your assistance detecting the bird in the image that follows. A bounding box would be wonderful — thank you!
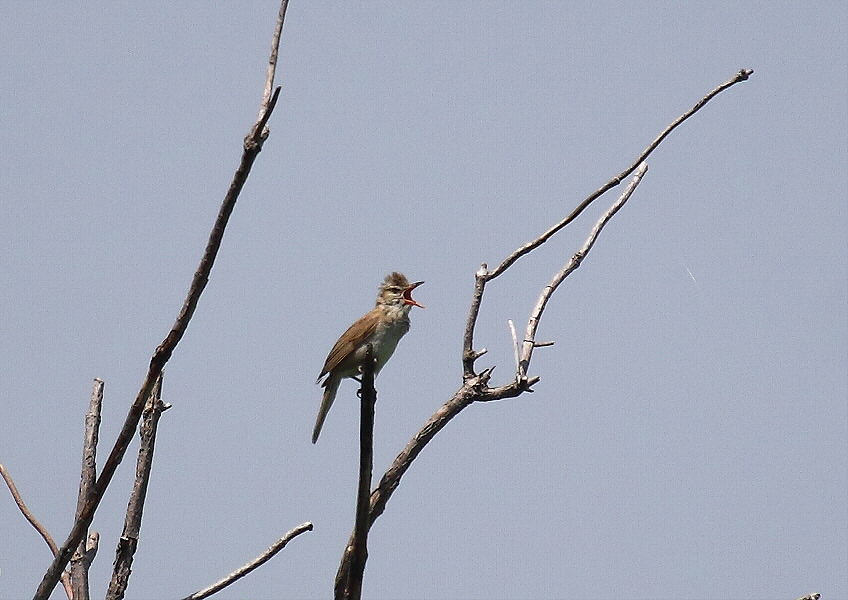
[312,272,424,443]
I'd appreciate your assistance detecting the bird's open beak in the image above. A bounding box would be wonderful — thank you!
[403,281,425,308]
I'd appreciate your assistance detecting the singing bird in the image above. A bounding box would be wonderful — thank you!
[312,272,424,443]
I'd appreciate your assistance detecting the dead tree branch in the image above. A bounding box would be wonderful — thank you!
[106,374,167,600]
[69,377,105,600]
[33,2,291,598]
[335,345,377,600]
[1,463,74,599]
[338,69,753,585]
[180,522,314,600]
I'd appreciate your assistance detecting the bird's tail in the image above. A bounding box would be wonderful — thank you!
[312,374,340,444]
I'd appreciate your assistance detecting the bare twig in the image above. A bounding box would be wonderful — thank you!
[517,163,648,379]
[69,378,105,600]
[180,522,314,600]
[486,68,753,281]
[33,3,291,598]
[261,0,288,113]
[106,374,165,600]
[462,264,490,380]
[508,319,520,375]
[1,463,74,599]
[335,346,377,600]
[0,464,60,557]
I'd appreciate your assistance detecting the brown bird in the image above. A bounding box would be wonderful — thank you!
[313,272,424,443]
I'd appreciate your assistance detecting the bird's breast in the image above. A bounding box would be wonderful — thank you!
[367,316,411,373]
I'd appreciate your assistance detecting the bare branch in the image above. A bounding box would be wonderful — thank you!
[70,378,105,600]
[518,162,648,378]
[260,0,288,112]
[336,378,486,578]
[337,72,753,582]
[335,346,377,599]
[180,522,314,600]
[487,69,753,280]
[106,374,165,600]
[372,379,486,517]
[462,264,489,379]
[33,4,292,598]
[0,463,74,599]
[0,464,59,556]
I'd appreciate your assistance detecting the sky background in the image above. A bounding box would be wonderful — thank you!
[1,3,846,600]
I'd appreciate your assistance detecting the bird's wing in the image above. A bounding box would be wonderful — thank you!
[318,309,380,381]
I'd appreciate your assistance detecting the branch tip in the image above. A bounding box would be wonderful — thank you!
[182,521,313,600]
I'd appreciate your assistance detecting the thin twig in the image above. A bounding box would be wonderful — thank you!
[33,3,291,598]
[518,163,648,377]
[180,522,314,600]
[508,319,520,375]
[261,0,288,113]
[1,463,59,557]
[106,374,165,600]
[0,463,74,599]
[486,68,753,281]
[69,378,104,600]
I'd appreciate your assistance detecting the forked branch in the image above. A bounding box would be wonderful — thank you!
[339,70,753,585]
[463,68,753,378]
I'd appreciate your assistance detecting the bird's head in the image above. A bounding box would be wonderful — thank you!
[378,272,424,309]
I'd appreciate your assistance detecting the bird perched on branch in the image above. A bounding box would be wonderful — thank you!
[312,272,424,443]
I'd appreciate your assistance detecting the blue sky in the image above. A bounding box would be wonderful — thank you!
[1,3,846,599]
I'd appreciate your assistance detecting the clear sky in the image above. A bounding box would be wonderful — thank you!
[1,3,846,599]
